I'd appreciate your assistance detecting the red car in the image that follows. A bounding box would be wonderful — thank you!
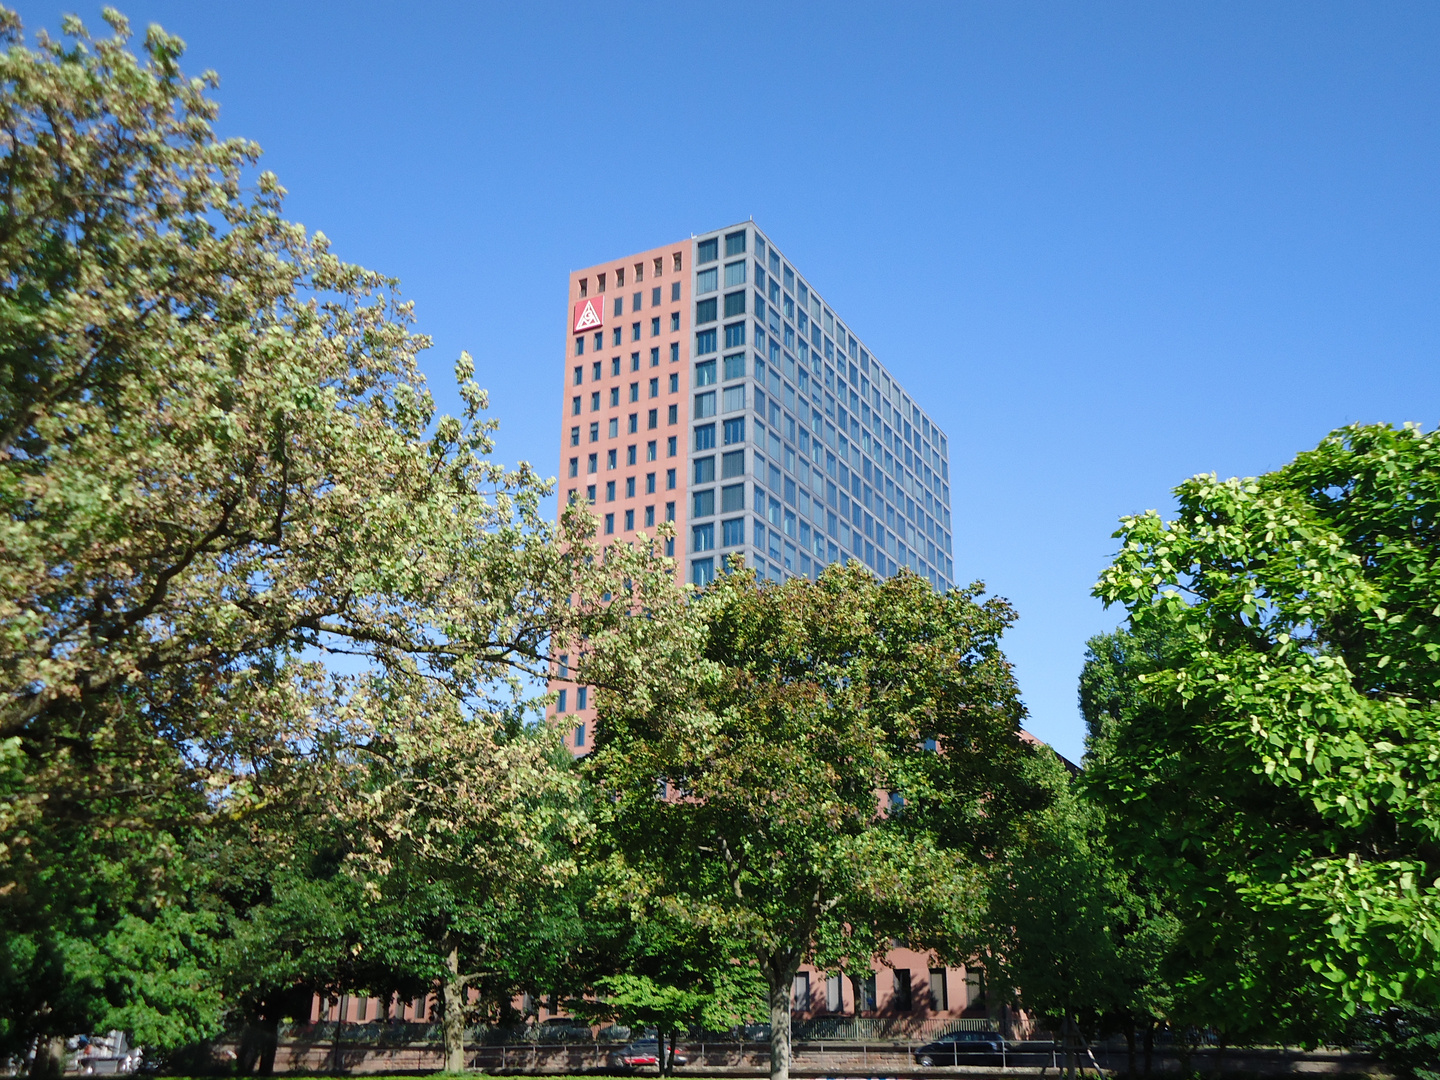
[607,1038,688,1070]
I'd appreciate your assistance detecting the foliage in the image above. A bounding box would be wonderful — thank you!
[584,560,1046,1080]
[1354,1006,1440,1080]
[0,7,657,1058]
[1091,422,1440,1038]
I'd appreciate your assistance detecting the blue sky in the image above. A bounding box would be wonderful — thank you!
[18,2,1440,761]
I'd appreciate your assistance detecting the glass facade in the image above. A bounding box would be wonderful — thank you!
[686,224,955,592]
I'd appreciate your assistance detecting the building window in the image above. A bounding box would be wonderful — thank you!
[644,505,655,527]
[893,970,912,1012]
[651,317,660,336]
[616,267,625,287]
[631,322,641,341]
[624,508,634,530]
[574,723,586,748]
[589,422,599,443]
[570,426,580,446]
[722,385,745,413]
[695,358,716,386]
[692,521,714,549]
[609,386,620,407]
[859,974,877,1013]
[612,327,622,346]
[694,456,716,484]
[723,416,746,445]
[670,341,680,362]
[627,444,637,466]
[571,395,581,416]
[724,290,746,318]
[669,372,679,392]
[668,404,678,424]
[672,252,683,272]
[655,257,664,277]
[578,277,588,297]
[568,457,578,478]
[573,365,583,386]
[587,453,597,474]
[694,391,716,419]
[605,480,616,501]
[646,472,656,494]
[722,449,745,478]
[557,688,568,713]
[650,346,660,366]
[647,440,657,461]
[575,336,584,356]
[666,468,676,490]
[724,260,746,287]
[695,329,717,356]
[670,311,680,332]
[608,418,619,437]
[604,513,614,534]
[629,381,639,403]
[826,975,843,1013]
[590,391,600,412]
[694,423,716,450]
[725,230,746,256]
[594,331,603,351]
[648,408,658,429]
[792,971,809,1009]
[724,322,745,349]
[651,286,661,306]
[724,353,746,380]
[695,298,717,325]
[721,483,745,513]
[628,413,638,433]
[649,377,660,398]
[691,556,715,585]
[578,687,588,710]
[586,483,595,502]
[721,516,744,546]
[929,970,948,1011]
[697,237,718,264]
[697,266,718,294]
[667,436,677,456]
[626,476,636,497]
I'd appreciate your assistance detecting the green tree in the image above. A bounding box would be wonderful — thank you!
[979,747,1179,1077]
[1090,422,1440,1038]
[585,561,1046,1080]
[0,9,642,1062]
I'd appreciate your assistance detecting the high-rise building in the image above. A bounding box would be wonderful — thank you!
[552,221,955,753]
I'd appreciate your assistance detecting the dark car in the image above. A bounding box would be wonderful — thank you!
[912,1029,1006,1066]
[607,1038,689,1070]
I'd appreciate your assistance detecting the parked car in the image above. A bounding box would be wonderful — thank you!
[607,1038,689,1070]
[913,1029,1006,1066]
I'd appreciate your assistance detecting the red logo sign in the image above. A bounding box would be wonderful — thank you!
[573,297,604,333]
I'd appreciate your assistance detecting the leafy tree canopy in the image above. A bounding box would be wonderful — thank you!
[585,560,1047,1080]
[0,7,669,1058]
[1091,422,1440,1036]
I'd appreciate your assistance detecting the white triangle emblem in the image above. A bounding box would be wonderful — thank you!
[574,299,602,331]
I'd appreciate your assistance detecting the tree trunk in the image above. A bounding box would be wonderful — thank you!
[443,945,467,1073]
[331,994,347,1074]
[258,1014,280,1075]
[32,1036,66,1079]
[768,976,793,1080]
[1142,1021,1154,1077]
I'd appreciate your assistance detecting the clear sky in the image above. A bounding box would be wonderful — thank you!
[16,1,1440,761]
